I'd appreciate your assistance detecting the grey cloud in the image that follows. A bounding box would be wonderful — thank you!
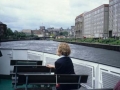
[14,21,72,31]
[5,4,26,10]
[0,0,109,31]
[0,14,19,23]
[70,1,87,8]
[8,24,23,30]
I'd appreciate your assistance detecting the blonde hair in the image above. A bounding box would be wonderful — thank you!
[57,42,71,56]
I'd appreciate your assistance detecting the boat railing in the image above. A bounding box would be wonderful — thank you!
[0,48,120,89]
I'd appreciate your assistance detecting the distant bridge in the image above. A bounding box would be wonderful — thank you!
[34,37,55,40]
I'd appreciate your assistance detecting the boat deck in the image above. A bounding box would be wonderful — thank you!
[0,79,57,90]
[0,79,113,90]
[0,79,13,90]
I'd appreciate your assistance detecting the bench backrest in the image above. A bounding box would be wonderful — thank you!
[10,60,42,65]
[17,75,56,84]
[13,66,55,73]
[16,74,88,84]
[57,75,88,84]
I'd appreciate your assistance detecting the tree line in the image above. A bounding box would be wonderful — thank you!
[0,28,69,41]
[0,28,33,40]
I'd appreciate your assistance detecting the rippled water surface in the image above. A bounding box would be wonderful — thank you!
[1,40,120,67]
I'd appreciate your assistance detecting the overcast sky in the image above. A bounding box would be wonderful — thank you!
[0,0,109,31]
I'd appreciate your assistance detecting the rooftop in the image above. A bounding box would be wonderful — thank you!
[75,13,84,20]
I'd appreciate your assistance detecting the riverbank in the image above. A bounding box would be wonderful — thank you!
[55,39,120,52]
[0,39,33,42]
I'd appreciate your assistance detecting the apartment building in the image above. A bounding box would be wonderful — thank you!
[68,26,75,38]
[31,30,44,37]
[21,29,32,36]
[75,14,84,38]
[109,0,120,37]
[0,22,7,37]
[84,4,109,38]
[47,27,61,36]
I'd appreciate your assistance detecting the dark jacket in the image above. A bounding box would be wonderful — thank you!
[55,56,80,90]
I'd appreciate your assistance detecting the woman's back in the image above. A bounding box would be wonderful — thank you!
[55,56,79,90]
[46,42,80,90]
[55,56,75,74]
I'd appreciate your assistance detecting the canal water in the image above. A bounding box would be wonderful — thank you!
[1,40,120,67]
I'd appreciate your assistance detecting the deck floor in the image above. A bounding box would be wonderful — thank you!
[0,79,86,90]
[0,79,54,90]
[0,79,13,90]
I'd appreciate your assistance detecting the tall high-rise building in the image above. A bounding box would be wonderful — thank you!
[75,14,84,38]
[84,4,109,38]
[109,0,120,37]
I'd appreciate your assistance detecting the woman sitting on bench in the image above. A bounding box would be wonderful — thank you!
[47,42,80,90]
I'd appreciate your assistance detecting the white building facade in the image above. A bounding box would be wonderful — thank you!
[109,0,120,37]
[84,4,109,38]
[75,14,84,38]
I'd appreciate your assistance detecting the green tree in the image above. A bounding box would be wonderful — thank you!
[63,31,68,36]
[14,30,18,36]
[7,28,14,35]
[2,28,14,39]
[60,32,63,35]
[6,28,14,37]
[50,34,55,37]
[19,32,26,37]
[13,30,19,39]
[60,31,68,36]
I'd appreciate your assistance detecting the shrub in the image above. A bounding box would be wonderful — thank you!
[84,38,94,43]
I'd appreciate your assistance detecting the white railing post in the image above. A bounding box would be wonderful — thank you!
[96,64,102,88]
[42,52,46,65]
